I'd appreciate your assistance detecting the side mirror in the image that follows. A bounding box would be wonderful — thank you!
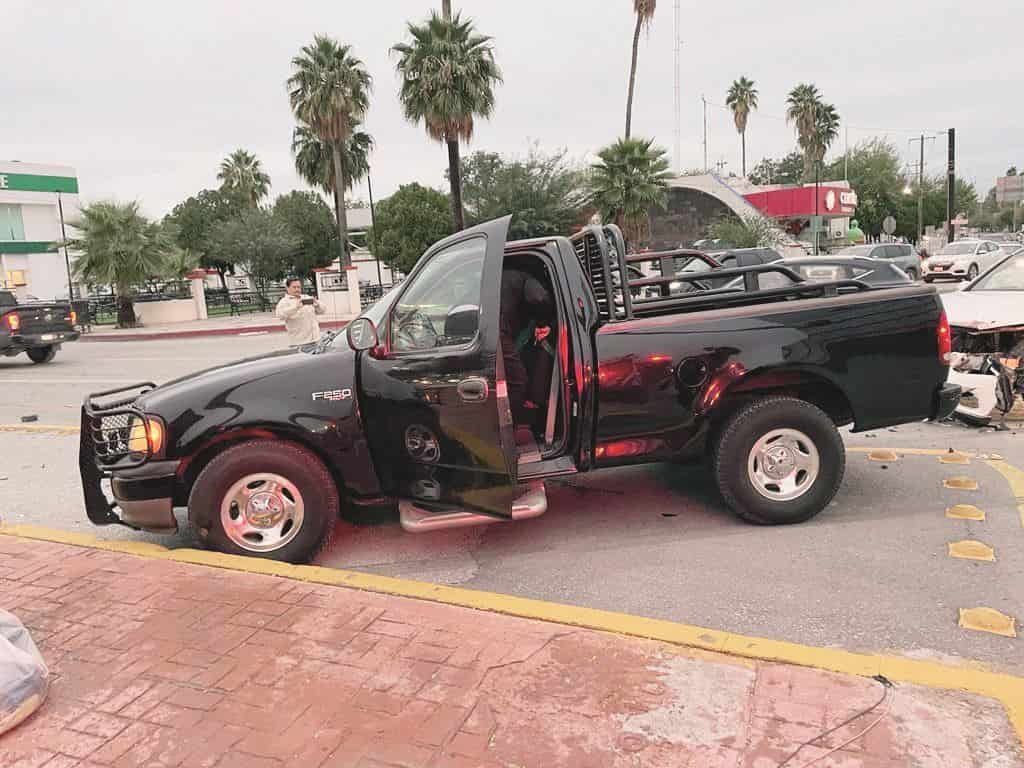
[346,317,379,351]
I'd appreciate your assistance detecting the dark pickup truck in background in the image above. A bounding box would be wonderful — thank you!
[0,290,79,364]
[79,217,959,563]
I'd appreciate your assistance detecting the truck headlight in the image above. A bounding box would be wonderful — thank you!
[128,415,165,457]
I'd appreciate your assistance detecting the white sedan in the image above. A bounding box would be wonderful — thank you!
[923,240,1011,282]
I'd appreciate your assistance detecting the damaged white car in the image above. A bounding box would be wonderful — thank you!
[942,247,1024,425]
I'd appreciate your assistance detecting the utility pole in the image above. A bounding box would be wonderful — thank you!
[367,175,383,290]
[909,134,935,244]
[56,193,74,301]
[946,128,956,243]
[702,95,708,172]
[673,0,681,174]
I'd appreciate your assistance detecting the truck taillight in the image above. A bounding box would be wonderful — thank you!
[5,313,20,332]
[937,310,951,365]
[69,310,77,324]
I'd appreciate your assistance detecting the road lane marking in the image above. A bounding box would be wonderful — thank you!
[939,453,972,465]
[946,504,985,521]
[947,540,995,562]
[986,459,1024,528]
[0,424,80,435]
[848,446,974,457]
[959,608,1017,638]
[867,449,898,461]
[2,522,1023,744]
[944,476,979,491]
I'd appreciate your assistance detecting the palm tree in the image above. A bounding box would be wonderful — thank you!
[589,137,672,247]
[785,83,826,179]
[292,124,374,236]
[288,36,372,268]
[68,202,174,327]
[809,102,840,166]
[392,12,502,231]
[217,149,271,206]
[726,77,758,177]
[625,0,657,139]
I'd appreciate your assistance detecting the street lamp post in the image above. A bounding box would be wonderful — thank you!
[367,174,383,290]
[56,192,74,301]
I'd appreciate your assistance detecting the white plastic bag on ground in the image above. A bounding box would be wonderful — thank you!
[0,609,49,735]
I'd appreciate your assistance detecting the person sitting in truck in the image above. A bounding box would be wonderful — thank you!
[499,266,555,431]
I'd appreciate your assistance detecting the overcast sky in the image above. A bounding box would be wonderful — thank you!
[5,1,1020,217]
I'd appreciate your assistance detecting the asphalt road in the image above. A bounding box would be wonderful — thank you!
[1,334,1021,674]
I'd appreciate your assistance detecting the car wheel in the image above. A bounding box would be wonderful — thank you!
[26,346,56,364]
[188,439,338,563]
[967,264,979,280]
[712,396,845,525]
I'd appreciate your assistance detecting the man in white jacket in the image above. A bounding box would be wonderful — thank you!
[275,278,326,346]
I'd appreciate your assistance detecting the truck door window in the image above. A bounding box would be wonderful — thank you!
[390,237,486,352]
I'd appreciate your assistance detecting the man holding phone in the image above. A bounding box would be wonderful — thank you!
[275,277,326,346]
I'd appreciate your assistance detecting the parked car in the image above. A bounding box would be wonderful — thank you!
[722,256,912,291]
[79,218,958,563]
[705,248,783,288]
[836,243,921,280]
[0,291,79,364]
[922,240,1009,282]
[943,250,1024,358]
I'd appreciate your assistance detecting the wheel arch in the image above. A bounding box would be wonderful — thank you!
[174,427,345,509]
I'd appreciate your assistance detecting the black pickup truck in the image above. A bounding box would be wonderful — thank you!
[1,290,79,364]
[79,217,959,563]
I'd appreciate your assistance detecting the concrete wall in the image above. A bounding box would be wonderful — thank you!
[648,186,737,249]
[134,299,199,325]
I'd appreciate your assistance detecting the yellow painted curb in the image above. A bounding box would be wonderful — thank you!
[946,504,985,522]
[2,521,1023,744]
[847,446,977,457]
[986,459,1024,529]
[0,424,80,436]
[947,539,995,562]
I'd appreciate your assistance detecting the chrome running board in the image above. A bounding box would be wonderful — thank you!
[399,482,547,533]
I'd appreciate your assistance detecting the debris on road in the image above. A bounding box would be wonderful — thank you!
[18,415,37,423]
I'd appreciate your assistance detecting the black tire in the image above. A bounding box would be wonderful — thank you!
[967,264,979,281]
[712,397,845,525]
[26,346,56,364]
[188,439,338,563]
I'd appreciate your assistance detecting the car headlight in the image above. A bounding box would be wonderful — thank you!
[127,415,165,457]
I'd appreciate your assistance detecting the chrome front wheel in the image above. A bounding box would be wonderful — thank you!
[220,473,305,553]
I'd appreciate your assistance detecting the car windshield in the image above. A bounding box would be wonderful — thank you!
[967,254,1024,291]
[937,243,977,256]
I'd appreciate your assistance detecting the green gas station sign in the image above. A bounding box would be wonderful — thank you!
[0,173,79,194]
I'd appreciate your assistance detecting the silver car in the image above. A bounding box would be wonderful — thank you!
[923,240,1011,282]
[836,243,922,281]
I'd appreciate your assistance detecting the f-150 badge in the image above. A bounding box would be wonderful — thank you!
[312,389,352,401]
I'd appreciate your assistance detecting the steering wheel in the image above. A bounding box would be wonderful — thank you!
[394,308,439,350]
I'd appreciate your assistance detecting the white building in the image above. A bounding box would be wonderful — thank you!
[0,161,81,300]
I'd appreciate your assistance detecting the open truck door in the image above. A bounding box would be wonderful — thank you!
[359,216,528,524]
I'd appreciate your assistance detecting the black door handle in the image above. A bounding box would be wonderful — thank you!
[457,377,489,402]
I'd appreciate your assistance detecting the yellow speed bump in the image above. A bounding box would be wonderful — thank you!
[939,452,971,465]
[948,540,995,562]
[944,476,979,491]
[946,504,985,521]
[867,449,899,462]
[0,424,80,436]
[959,608,1017,638]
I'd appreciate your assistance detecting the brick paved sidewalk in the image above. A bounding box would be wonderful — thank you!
[0,535,1020,768]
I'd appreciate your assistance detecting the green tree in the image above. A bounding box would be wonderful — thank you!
[217,149,271,206]
[212,208,299,298]
[272,191,338,279]
[288,36,372,269]
[369,183,454,274]
[589,137,672,247]
[624,0,657,139]
[726,76,758,177]
[786,84,839,181]
[459,147,586,239]
[748,152,804,185]
[165,188,245,287]
[68,201,176,327]
[291,123,373,229]
[392,12,502,231]
[707,213,781,248]
[823,138,904,238]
